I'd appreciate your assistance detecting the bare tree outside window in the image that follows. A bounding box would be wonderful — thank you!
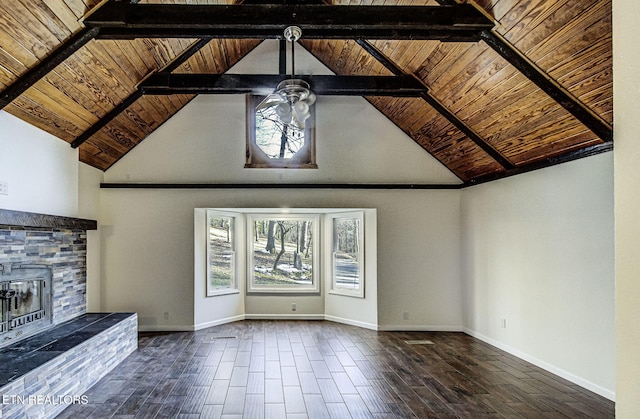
[330,212,365,298]
[245,95,317,169]
[206,211,237,296]
[247,214,319,294]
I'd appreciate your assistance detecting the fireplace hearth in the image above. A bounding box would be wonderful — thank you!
[0,263,52,347]
[0,210,138,419]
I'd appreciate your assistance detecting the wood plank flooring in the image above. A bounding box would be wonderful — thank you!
[56,320,614,418]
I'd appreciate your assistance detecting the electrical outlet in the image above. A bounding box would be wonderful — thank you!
[291,303,297,312]
[0,181,8,196]
[164,312,169,320]
[403,311,409,321]
[501,318,507,328]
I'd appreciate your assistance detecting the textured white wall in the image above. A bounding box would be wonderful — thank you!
[614,0,640,414]
[101,188,462,331]
[78,163,104,312]
[0,111,79,216]
[461,153,615,399]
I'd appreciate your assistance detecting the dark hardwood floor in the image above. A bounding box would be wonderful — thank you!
[56,320,614,418]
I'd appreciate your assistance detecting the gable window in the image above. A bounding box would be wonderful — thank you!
[245,95,317,169]
[246,213,320,294]
[328,211,365,298]
[206,210,238,296]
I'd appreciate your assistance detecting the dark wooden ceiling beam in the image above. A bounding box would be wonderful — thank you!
[479,30,613,143]
[355,39,514,170]
[84,3,493,41]
[463,142,613,187]
[100,182,462,190]
[0,27,100,110]
[139,74,427,97]
[71,38,213,149]
[71,90,143,149]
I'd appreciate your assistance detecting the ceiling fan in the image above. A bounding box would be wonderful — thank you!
[256,26,316,130]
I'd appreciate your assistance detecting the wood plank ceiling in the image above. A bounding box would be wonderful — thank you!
[0,0,612,185]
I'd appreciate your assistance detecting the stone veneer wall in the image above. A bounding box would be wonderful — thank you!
[0,227,87,325]
[0,313,138,419]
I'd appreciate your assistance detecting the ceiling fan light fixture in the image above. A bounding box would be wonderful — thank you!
[275,102,292,120]
[283,26,302,43]
[256,26,315,130]
[294,101,309,116]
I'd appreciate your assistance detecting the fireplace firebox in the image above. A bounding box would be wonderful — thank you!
[0,263,52,347]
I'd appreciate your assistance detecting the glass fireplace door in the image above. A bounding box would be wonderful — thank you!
[8,279,45,328]
[0,279,46,331]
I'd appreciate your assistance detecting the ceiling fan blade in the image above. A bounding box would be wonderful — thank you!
[256,93,285,111]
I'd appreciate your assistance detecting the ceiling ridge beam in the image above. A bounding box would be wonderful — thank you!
[85,3,493,41]
[355,39,514,171]
[139,73,427,96]
[71,38,212,149]
[479,30,613,143]
[0,27,100,110]
[463,142,613,187]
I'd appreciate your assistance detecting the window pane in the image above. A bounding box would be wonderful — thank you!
[208,216,234,291]
[252,219,314,288]
[333,217,361,290]
[255,107,305,159]
[245,95,317,169]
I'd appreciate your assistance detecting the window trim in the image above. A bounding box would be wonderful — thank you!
[206,209,240,297]
[246,213,321,295]
[244,95,317,169]
[328,211,365,298]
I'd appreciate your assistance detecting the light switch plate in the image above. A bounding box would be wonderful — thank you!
[0,181,8,196]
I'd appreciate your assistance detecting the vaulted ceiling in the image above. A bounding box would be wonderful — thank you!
[0,0,612,186]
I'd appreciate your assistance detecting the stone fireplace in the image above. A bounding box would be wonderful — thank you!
[0,209,97,346]
[0,209,138,419]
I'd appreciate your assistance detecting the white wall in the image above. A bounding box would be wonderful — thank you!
[377,191,462,330]
[461,153,615,399]
[0,111,79,216]
[101,188,462,331]
[78,163,104,312]
[614,0,640,415]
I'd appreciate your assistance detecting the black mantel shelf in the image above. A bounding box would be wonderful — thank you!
[0,208,97,230]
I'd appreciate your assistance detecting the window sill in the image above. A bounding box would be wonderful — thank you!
[247,289,321,296]
[329,289,365,299]
[207,289,240,297]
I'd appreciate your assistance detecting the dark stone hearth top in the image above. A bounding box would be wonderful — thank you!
[0,208,97,230]
[0,312,135,388]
